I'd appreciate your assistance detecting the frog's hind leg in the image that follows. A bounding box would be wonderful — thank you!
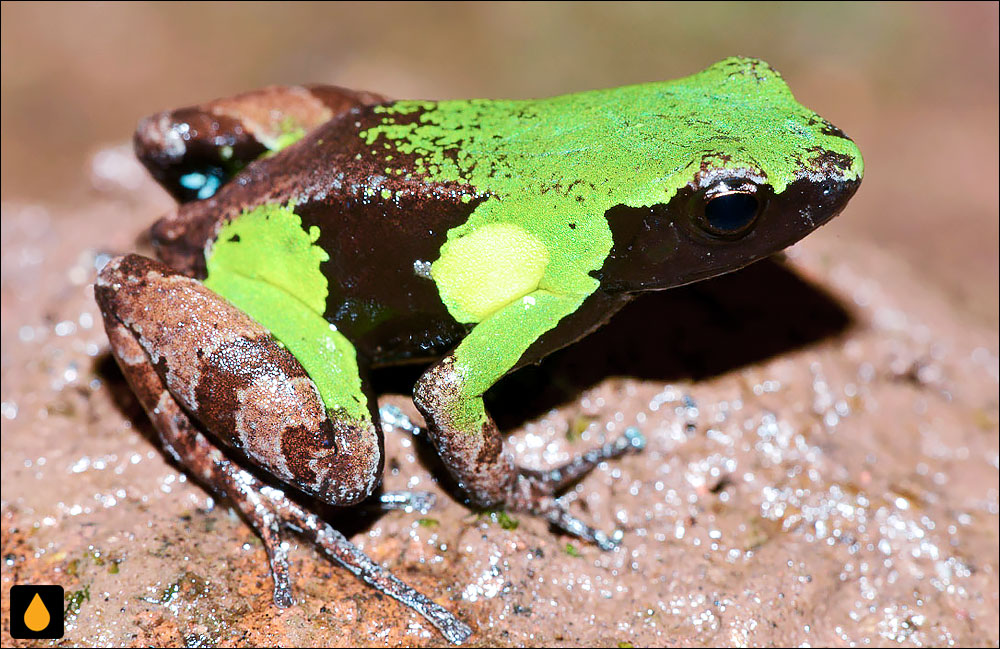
[97,254,383,506]
[135,84,387,203]
[106,340,470,642]
[96,255,471,644]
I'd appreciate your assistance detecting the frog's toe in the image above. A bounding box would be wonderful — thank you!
[539,500,625,552]
[253,502,295,607]
[623,426,647,451]
[271,577,294,608]
[519,426,646,496]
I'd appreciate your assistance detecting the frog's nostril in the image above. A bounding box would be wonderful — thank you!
[833,177,861,204]
[814,177,861,226]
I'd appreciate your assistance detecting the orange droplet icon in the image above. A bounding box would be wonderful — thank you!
[24,592,51,632]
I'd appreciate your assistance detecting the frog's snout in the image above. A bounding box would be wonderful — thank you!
[809,175,862,228]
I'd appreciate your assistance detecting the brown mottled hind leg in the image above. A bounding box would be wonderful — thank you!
[412,362,645,550]
[97,256,471,644]
[96,254,382,507]
[110,346,470,642]
[135,84,387,203]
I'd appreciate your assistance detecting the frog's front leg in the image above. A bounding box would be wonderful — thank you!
[96,255,472,643]
[414,290,645,549]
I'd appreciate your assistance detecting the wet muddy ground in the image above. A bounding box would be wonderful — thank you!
[1,165,997,646]
[2,3,997,647]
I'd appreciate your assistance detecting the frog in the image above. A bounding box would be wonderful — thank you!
[95,57,862,643]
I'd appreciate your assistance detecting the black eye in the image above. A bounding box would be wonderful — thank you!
[701,192,759,238]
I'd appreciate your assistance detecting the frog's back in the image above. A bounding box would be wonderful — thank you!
[149,57,862,363]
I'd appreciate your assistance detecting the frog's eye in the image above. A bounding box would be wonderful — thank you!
[699,191,760,238]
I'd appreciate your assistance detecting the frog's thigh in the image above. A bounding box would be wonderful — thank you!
[101,311,303,605]
[96,254,381,506]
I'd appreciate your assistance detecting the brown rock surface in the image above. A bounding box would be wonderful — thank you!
[1,164,996,645]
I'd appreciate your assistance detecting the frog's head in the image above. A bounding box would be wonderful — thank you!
[596,57,863,292]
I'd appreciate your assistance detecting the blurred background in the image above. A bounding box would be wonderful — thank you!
[2,1,997,325]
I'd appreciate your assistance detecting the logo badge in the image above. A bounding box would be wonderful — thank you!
[9,585,64,639]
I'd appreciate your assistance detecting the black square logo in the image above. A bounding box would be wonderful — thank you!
[9,585,65,639]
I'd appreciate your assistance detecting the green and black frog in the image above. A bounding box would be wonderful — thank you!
[96,57,862,642]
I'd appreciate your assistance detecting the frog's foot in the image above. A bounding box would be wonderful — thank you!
[414,357,646,552]
[250,499,295,607]
[532,498,624,551]
[518,427,646,495]
[276,496,472,643]
[180,422,471,642]
[505,427,645,550]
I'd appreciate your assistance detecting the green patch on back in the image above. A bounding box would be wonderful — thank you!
[361,57,863,376]
[204,203,369,424]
